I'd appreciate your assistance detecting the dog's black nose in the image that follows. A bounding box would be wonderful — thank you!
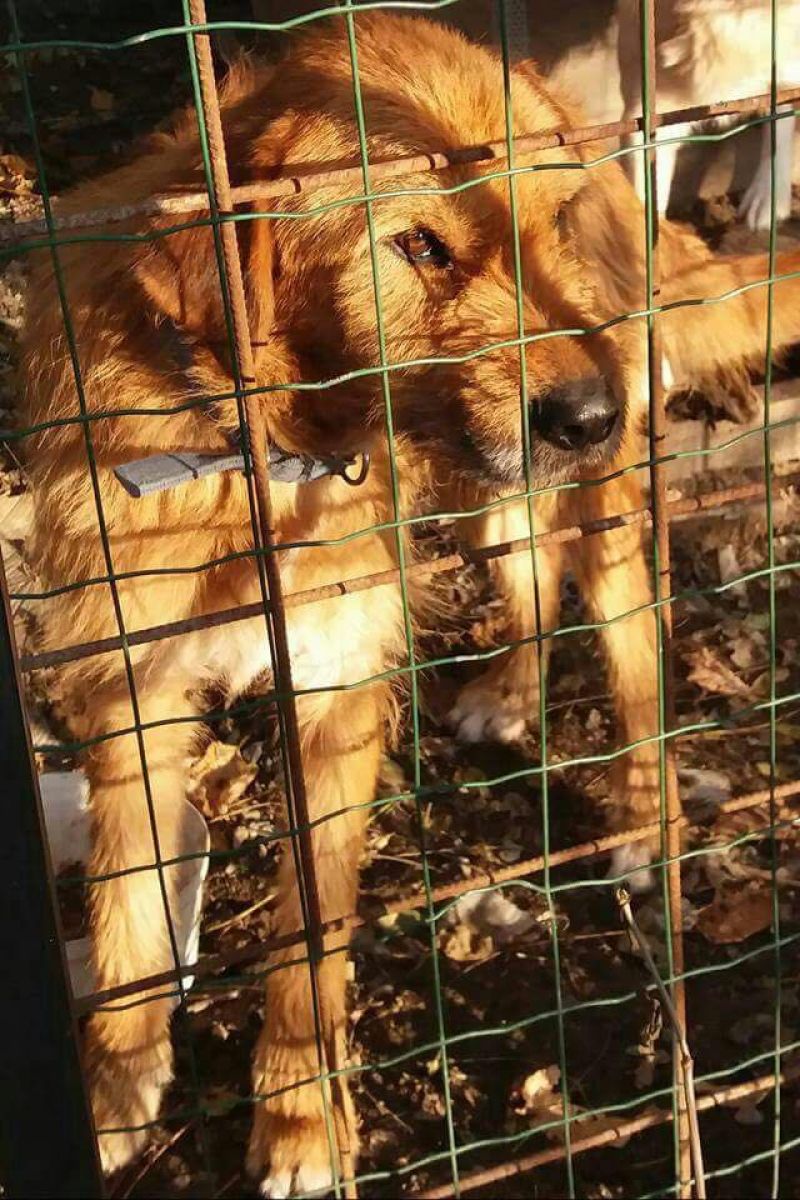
[530,380,619,452]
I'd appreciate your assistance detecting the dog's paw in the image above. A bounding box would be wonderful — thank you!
[259,1160,338,1199]
[89,1042,172,1175]
[739,170,792,231]
[449,673,535,744]
[97,1125,150,1178]
[609,841,656,894]
[249,1113,352,1199]
[248,1062,357,1198]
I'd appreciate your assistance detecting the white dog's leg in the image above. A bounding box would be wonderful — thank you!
[630,125,684,217]
[609,841,656,894]
[629,132,648,208]
[656,133,681,215]
[739,105,795,231]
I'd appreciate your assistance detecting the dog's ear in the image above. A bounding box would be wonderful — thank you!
[134,205,275,360]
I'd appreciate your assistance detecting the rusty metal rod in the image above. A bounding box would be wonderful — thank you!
[2,87,799,247]
[20,471,800,675]
[3,24,795,1195]
[638,0,693,1191]
[186,5,356,1191]
[412,1068,797,1199]
[70,778,800,1016]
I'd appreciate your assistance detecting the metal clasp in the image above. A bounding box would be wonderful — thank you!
[339,452,371,487]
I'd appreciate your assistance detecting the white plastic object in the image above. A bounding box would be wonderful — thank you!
[39,770,210,1005]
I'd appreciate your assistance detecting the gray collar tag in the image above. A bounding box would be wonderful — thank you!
[114,442,370,500]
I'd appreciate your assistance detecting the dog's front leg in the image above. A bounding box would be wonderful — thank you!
[626,126,682,217]
[449,495,563,744]
[248,681,388,1198]
[84,681,203,1174]
[739,104,796,231]
[572,477,660,892]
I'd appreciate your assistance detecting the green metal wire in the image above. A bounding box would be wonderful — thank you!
[636,0,685,1188]
[53,777,800,919]
[343,1028,800,1192]
[4,110,798,270]
[764,3,783,1195]
[0,1,466,56]
[80,911,800,1183]
[87,972,800,1134]
[9,409,800,615]
[340,5,462,1188]
[496,1,575,1188]
[4,255,800,441]
[639,1133,800,1199]
[179,3,344,1191]
[4,0,218,1168]
[100,930,800,1076]
[30,657,800,822]
[53,793,800,937]
[4,1,798,1194]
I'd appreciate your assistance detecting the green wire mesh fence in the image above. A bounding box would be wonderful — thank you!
[0,0,799,1197]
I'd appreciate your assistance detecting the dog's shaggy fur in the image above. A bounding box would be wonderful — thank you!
[18,14,800,1194]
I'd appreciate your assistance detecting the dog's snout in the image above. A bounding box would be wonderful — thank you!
[530,380,619,452]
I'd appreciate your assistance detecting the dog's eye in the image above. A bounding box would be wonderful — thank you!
[395,228,452,269]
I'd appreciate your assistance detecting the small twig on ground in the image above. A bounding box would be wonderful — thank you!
[359,1083,415,1135]
[204,891,275,935]
[616,887,707,1200]
[371,852,422,867]
[116,1120,195,1198]
[569,928,627,942]
[214,1170,243,1197]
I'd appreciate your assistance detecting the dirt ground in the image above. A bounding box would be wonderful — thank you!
[2,2,800,1198]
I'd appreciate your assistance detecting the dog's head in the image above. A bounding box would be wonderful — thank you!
[135,14,646,491]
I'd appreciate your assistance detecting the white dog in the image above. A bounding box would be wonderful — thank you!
[617,0,800,229]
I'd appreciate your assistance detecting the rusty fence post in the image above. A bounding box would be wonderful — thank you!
[639,0,696,1195]
[185,2,357,1194]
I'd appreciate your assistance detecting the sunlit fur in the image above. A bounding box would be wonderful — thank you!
[18,14,800,1193]
[618,0,800,230]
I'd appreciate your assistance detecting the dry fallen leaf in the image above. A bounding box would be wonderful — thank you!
[709,805,771,846]
[728,1012,773,1047]
[0,491,33,541]
[1,494,41,650]
[89,86,115,113]
[685,646,751,699]
[679,767,731,817]
[734,1099,765,1126]
[696,879,773,945]
[627,998,668,1090]
[510,1064,651,1148]
[518,1065,560,1106]
[187,740,257,817]
[0,152,35,196]
[730,629,764,671]
[446,891,538,941]
[717,545,748,599]
[440,891,540,964]
[697,1074,775,1124]
[438,921,494,963]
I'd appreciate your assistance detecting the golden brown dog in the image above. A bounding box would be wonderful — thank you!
[18,13,800,1195]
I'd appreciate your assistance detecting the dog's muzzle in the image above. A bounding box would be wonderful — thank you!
[529,379,619,453]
